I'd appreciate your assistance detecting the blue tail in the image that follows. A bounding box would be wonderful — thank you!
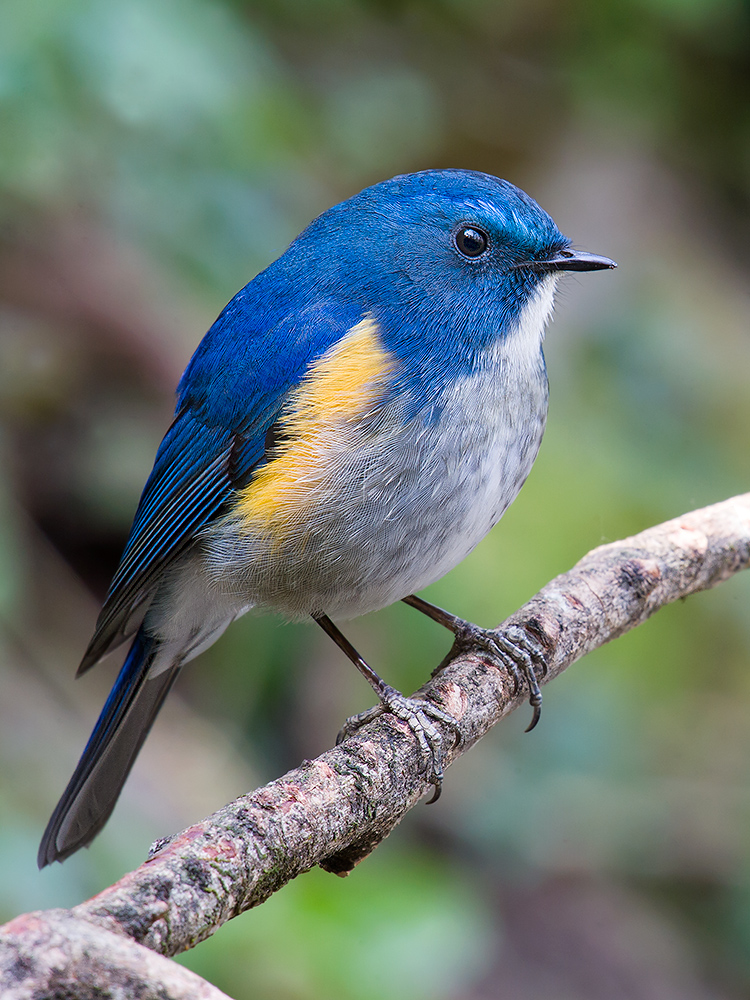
[38,630,180,867]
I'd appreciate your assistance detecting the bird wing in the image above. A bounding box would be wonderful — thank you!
[77,412,261,672]
[79,296,361,673]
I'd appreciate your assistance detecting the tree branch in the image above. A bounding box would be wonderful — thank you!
[0,910,231,1000]
[2,493,749,998]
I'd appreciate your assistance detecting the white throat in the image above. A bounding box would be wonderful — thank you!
[492,273,558,369]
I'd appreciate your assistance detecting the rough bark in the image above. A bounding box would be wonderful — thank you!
[2,493,749,999]
[0,910,231,999]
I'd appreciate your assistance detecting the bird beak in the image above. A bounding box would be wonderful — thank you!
[532,248,617,272]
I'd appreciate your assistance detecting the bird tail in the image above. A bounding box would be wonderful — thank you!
[38,629,180,868]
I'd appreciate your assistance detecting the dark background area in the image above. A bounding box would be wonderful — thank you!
[1,1,750,997]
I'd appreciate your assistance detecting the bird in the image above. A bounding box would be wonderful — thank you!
[38,169,615,867]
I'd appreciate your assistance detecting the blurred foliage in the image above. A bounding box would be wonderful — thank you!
[179,846,492,1000]
[1,0,750,998]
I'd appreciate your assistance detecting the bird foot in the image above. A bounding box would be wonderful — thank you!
[450,622,547,732]
[337,685,461,802]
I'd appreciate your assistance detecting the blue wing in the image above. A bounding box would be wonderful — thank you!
[79,288,361,673]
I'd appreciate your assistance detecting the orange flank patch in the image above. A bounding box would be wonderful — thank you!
[236,316,395,532]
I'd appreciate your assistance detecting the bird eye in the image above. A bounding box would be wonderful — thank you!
[453,225,489,259]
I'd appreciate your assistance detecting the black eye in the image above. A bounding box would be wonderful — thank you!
[454,225,489,259]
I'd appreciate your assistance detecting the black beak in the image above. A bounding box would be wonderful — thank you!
[531,248,617,273]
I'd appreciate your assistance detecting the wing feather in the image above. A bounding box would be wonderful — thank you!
[78,295,362,673]
[78,417,262,673]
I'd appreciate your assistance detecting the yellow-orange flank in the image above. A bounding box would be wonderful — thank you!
[236,316,395,532]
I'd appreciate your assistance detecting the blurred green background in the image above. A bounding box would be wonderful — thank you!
[2,0,750,997]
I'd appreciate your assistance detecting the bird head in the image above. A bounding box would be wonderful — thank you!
[292,169,614,342]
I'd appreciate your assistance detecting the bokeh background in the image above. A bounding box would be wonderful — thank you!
[2,1,750,997]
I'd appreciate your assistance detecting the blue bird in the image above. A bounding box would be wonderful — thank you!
[38,169,614,867]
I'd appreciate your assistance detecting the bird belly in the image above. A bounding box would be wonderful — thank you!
[203,357,548,620]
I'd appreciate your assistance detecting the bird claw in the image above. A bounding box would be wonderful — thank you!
[337,685,461,802]
[455,622,547,731]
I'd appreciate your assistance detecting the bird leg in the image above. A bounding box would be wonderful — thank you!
[313,613,461,802]
[401,594,547,732]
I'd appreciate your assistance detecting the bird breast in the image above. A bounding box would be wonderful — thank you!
[204,334,549,620]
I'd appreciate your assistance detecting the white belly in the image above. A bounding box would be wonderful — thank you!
[196,348,548,619]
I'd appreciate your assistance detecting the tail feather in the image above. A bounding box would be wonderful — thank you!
[38,631,181,868]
